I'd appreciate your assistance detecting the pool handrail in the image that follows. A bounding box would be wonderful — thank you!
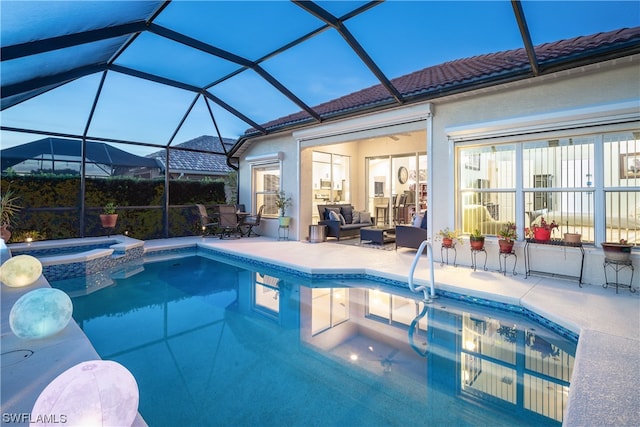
[408,240,436,301]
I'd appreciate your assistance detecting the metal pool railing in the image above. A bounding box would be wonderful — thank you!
[407,240,436,302]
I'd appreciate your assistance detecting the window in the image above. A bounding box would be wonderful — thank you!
[457,128,640,244]
[252,161,280,217]
[459,145,516,236]
[253,272,281,318]
[523,137,595,241]
[311,288,349,335]
[366,289,427,329]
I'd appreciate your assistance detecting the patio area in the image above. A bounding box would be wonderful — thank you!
[3,236,637,426]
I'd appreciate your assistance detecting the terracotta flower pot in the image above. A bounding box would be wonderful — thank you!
[470,237,485,250]
[100,214,118,228]
[564,233,582,245]
[442,237,454,248]
[498,239,514,254]
[602,242,633,262]
[1,225,11,242]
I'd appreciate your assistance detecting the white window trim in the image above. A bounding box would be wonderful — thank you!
[293,103,433,143]
[250,159,282,217]
[446,100,639,143]
[246,151,284,163]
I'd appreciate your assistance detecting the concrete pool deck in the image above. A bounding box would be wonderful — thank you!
[2,236,639,426]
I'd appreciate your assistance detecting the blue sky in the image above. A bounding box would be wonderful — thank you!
[1,0,639,156]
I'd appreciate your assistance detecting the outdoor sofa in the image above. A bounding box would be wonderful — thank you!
[317,204,373,240]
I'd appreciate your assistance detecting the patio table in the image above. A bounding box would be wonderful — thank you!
[360,226,395,245]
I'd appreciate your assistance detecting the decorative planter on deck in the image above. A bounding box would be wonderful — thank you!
[533,228,551,242]
[564,233,582,245]
[601,242,633,262]
[498,239,515,254]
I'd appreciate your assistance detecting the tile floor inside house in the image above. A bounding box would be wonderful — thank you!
[2,236,639,426]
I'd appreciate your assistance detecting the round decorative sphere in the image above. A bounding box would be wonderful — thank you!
[0,255,43,287]
[9,288,72,339]
[31,360,139,427]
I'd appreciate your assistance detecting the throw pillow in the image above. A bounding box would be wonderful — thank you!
[352,210,361,224]
[340,205,354,224]
[420,212,428,230]
[412,214,422,228]
[338,213,346,225]
[328,210,341,222]
[360,211,372,224]
[325,207,340,220]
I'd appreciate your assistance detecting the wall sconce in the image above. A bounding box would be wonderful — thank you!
[31,360,139,427]
[0,255,43,288]
[9,288,72,339]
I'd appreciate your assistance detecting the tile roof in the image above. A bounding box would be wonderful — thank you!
[248,27,640,135]
[149,135,235,174]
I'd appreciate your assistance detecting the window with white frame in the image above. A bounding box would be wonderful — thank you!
[457,129,640,244]
[252,161,280,217]
[459,145,516,236]
[603,131,640,243]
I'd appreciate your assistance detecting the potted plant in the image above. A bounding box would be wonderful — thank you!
[0,187,21,242]
[602,239,633,262]
[532,217,558,242]
[274,191,292,227]
[469,229,485,250]
[497,222,517,253]
[564,232,582,245]
[438,227,459,248]
[100,202,118,229]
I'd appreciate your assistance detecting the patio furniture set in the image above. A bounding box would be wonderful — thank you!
[317,204,428,250]
[196,204,263,239]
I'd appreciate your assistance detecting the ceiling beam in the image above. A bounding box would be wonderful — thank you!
[1,21,148,61]
[1,63,107,99]
[511,0,539,76]
[109,65,267,133]
[293,1,404,105]
[202,92,267,135]
[148,23,321,123]
[110,64,202,93]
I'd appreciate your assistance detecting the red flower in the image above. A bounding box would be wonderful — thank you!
[534,217,558,231]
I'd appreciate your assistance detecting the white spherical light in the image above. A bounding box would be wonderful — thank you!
[0,255,43,288]
[9,288,72,339]
[31,360,139,427]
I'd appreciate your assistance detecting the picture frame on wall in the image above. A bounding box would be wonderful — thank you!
[620,152,640,179]
[464,153,481,171]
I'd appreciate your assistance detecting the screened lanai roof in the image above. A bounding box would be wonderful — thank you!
[0,137,159,171]
[1,1,639,159]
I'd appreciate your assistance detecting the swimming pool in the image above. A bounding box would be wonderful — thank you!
[52,254,576,426]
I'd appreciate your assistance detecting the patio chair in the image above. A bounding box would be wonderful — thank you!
[241,205,264,237]
[196,204,218,236]
[218,204,242,239]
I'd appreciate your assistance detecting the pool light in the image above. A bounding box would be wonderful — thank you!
[9,288,72,339]
[0,254,43,287]
[31,360,139,427]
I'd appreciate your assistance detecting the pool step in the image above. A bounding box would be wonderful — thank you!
[58,274,115,298]
[110,264,145,279]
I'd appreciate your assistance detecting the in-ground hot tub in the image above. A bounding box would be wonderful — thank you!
[5,236,145,281]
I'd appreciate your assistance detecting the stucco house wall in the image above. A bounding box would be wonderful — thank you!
[238,56,639,285]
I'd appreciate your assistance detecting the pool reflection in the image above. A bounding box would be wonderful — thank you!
[58,256,575,426]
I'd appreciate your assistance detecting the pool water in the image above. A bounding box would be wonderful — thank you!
[52,255,576,427]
